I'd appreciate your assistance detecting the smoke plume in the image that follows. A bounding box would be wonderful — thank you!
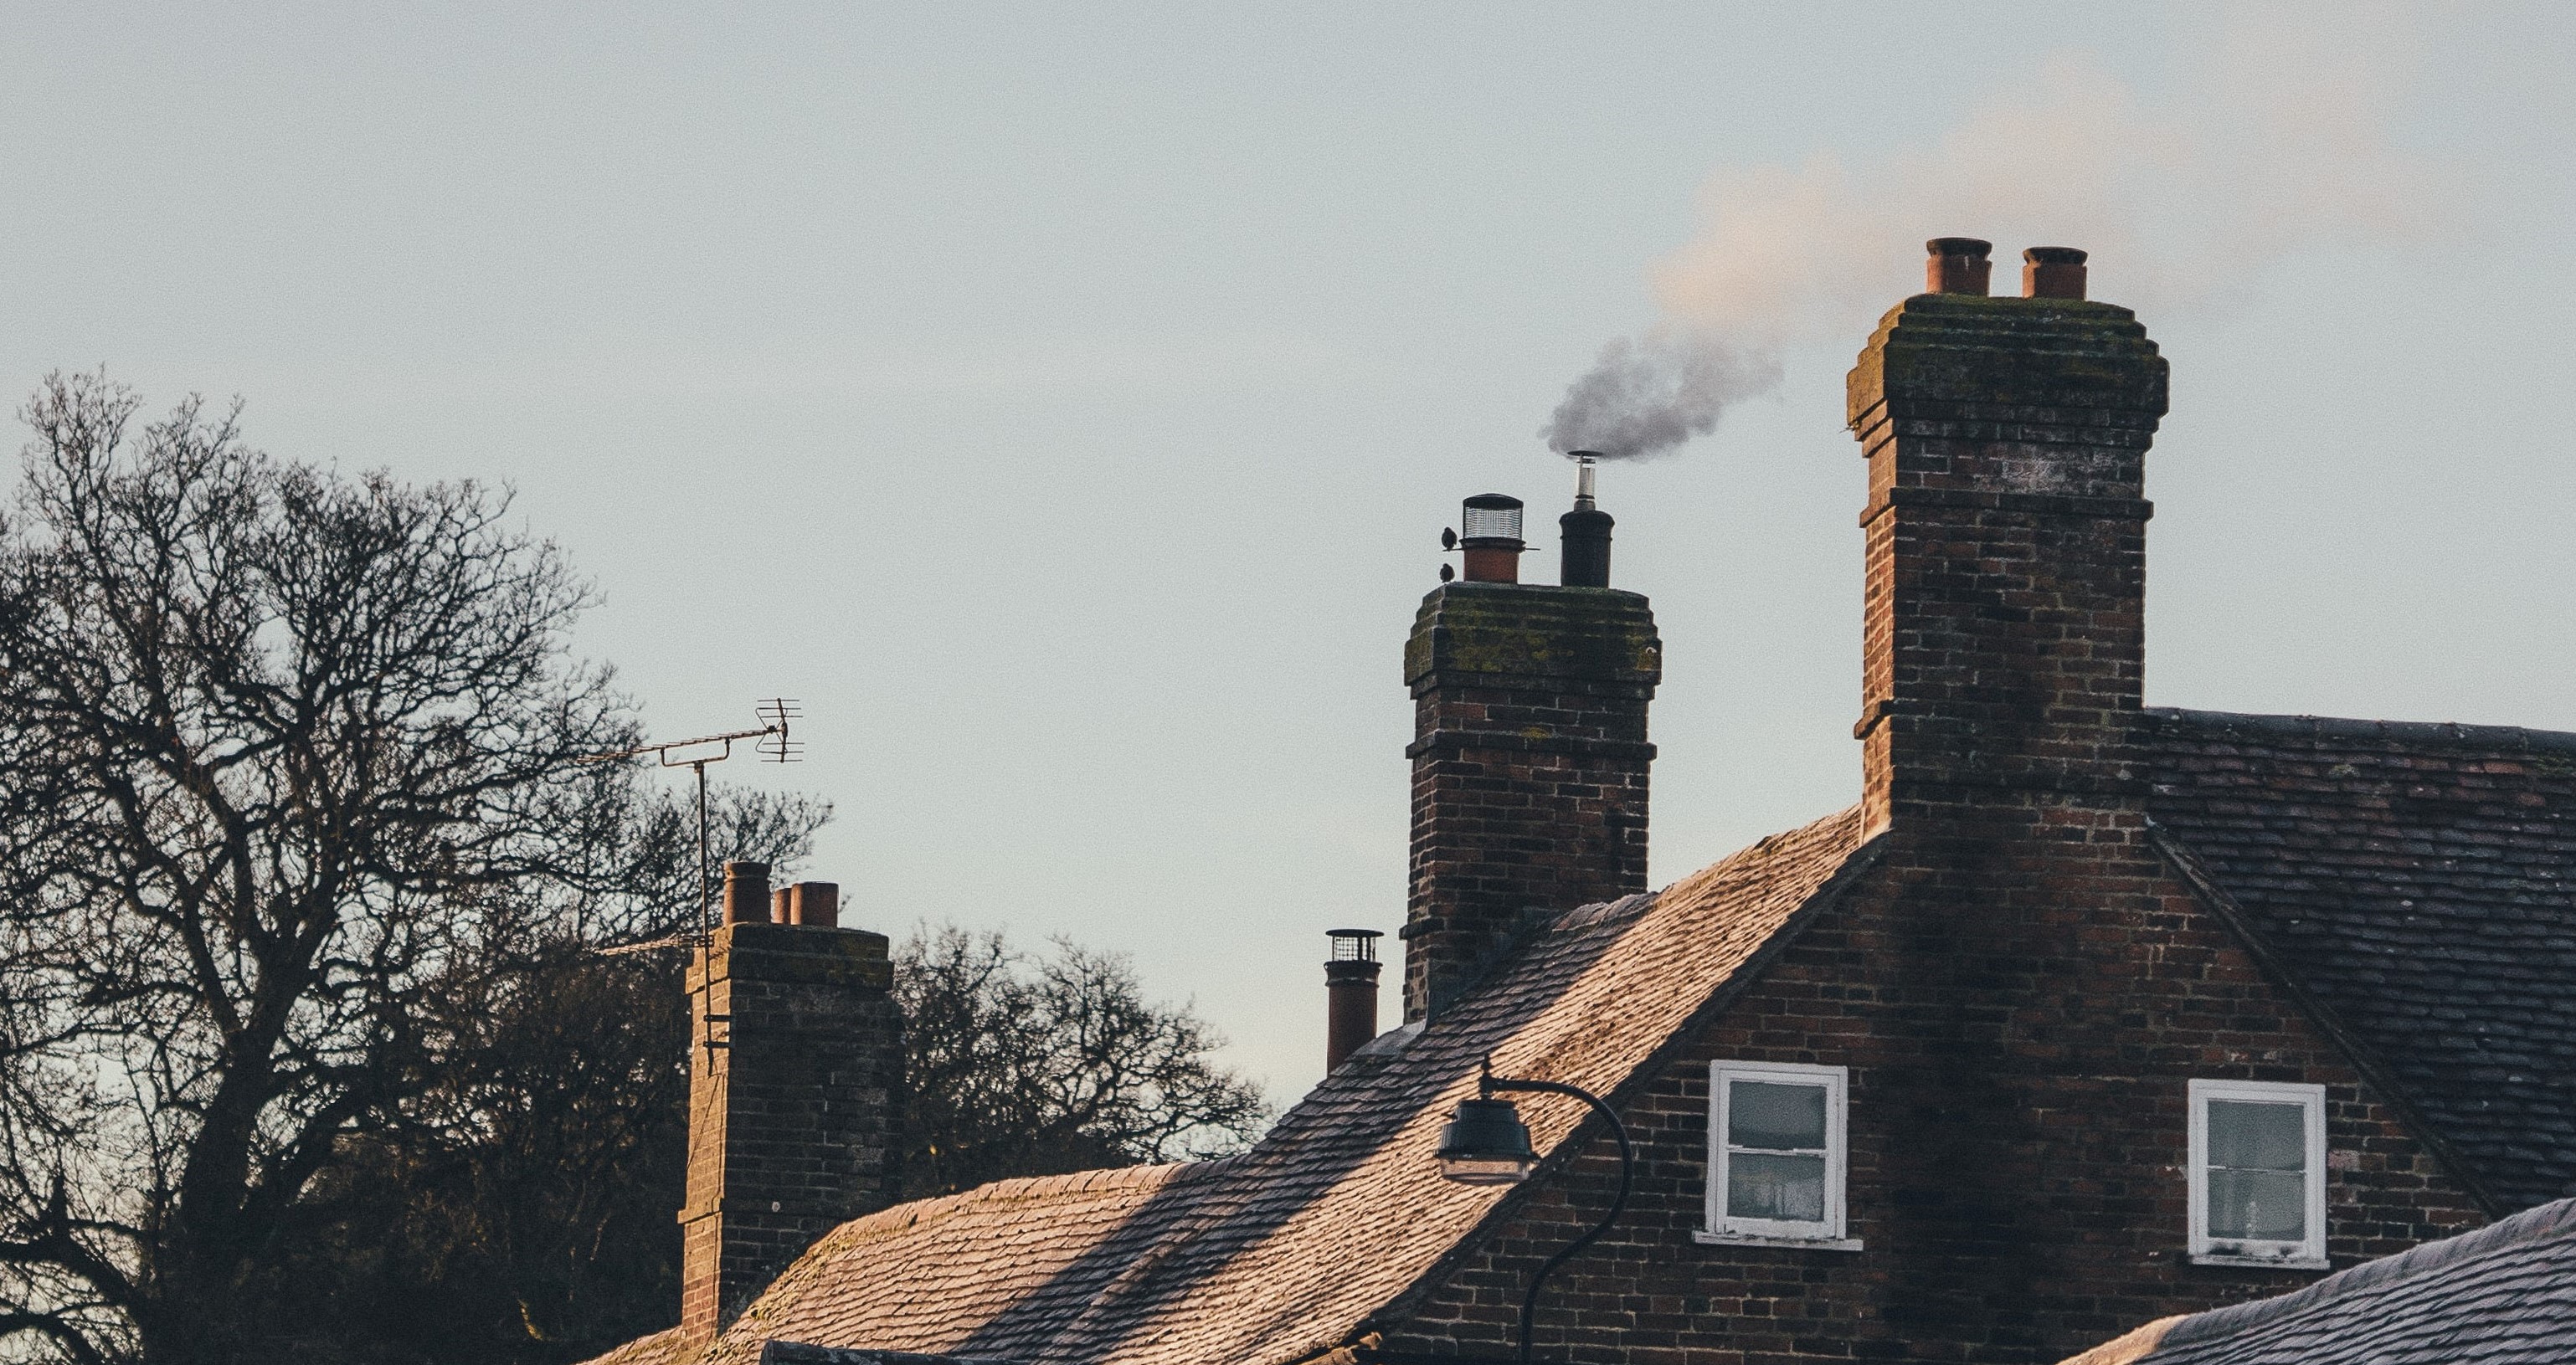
[1541,329,1779,459]
[1543,4,2452,461]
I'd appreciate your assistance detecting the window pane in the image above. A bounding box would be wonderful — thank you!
[1729,1080,1828,1151]
[2208,1168,2307,1241]
[1727,1152,1827,1222]
[2208,1100,2306,1173]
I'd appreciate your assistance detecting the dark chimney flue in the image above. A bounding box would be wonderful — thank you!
[1559,454,1613,588]
[1324,929,1383,1071]
[1926,237,1993,295]
[722,860,770,926]
[1458,494,1526,583]
[2022,246,2088,300]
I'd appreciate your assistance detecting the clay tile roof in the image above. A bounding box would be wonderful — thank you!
[2059,1195,2576,1365]
[614,804,1874,1365]
[2143,708,2576,1211]
[583,1325,698,1365]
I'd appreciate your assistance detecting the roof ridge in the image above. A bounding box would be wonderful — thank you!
[2144,706,2576,756]
[1653,805,1866,902]
[2154,1195,2576,1350]
[830,1160,1207,1240]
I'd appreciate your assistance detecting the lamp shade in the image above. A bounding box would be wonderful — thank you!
[1437,1097,1540,1185]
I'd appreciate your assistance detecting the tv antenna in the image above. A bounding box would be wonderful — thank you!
[579,698,801,952]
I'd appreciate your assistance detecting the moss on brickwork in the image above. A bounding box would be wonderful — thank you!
[1847,292,2170,425]
[1403,583,1660,689]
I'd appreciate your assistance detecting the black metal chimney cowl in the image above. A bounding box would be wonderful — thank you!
[1560,454,1612,588]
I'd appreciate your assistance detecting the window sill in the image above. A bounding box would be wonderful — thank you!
[1694,1230,1864,1252]
[2191,1252,2327,1270]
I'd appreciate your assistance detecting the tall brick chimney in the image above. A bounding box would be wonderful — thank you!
[679,860,903,1341]
[1402,493,1659,1021]
[1846,239,2168,834]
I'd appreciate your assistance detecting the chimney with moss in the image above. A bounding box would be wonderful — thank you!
[1401,480,1660,1022]
[1847,239,2168,835]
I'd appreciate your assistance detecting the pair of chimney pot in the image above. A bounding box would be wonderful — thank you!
[721,860,841,929]
[1926,238,2088,300]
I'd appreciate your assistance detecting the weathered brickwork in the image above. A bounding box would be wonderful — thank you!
[577,278,2574,1365]
[1379,290,2486,1362]
[1847,293,2165,837]
[680,923,903,1342]
[2143,709,2576,1210]
[1381,841,2487,1365]
[1404,582,1660,1022]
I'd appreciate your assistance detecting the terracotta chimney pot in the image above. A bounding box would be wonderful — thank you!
[2023,246,2089,300]
[1926,237,1993,295]
[721,860,771,926]
[788,881,840,928]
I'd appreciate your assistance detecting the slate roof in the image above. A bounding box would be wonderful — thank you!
[581,706,2576,1365]
[593,805,1876,1365]
[2060,1194,2576,1365]
[2142,708,2576,1210]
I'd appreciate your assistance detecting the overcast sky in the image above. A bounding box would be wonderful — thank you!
[4,3,2569,1103]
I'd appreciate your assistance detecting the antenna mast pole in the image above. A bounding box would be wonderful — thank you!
[695,757,712,940]
[576,698,803,947]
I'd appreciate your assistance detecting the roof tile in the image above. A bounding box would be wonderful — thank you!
[2147,708,2576,1210]
[603,805,1871,1365]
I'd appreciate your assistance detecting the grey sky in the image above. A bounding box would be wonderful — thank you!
[4,3,2569,1101]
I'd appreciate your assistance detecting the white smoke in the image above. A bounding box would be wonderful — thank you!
[1545,4,2454,460]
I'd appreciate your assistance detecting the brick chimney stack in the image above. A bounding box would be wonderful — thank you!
[1403,494,1660,1021]
[1846,239,2169,835]
[679,861,902,1341]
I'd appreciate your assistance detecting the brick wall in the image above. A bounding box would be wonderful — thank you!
[1845,292,2167,837]
[1374,288,2483,1362]
[1381,843,2486,1363]
[1404,582,1659,1022]
[680,922,904,1341]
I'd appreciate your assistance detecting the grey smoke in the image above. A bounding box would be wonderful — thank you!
[1540,329,1782,460]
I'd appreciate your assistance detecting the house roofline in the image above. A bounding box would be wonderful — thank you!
[2145,823,2504,1217]
[2143,706,2576,757]
[1344,818,1890,1357]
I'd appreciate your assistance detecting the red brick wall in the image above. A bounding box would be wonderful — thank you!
[680,923,903,1340]
[1377,292,2480,1362]
[1403,583,1659,1023]
[1380,839,2486,1363]
[1844,292,2166,838]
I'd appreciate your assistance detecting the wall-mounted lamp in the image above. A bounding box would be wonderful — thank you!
[1433,1059,1635,1364]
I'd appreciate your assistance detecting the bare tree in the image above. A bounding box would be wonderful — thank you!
[264,790,827,1365]
[895,925,1271,1200]
[0,372,712,1364]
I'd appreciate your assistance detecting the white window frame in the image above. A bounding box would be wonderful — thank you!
[2188,1079,2328,1270]
[1694,1060,1860,1251]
